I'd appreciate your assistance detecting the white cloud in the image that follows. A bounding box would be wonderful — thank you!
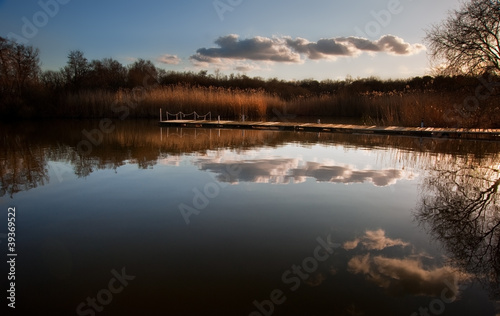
[157,54,181,65]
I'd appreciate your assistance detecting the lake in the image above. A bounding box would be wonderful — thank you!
[1,119,499,315]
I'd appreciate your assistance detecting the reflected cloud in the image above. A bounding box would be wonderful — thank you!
[343,229,410,250]
[158,156,182,167]
[348,254,467,297]
[283,228,471,302]
[197,158,413,186]
[290,162,412,186]
[199,158,299,184]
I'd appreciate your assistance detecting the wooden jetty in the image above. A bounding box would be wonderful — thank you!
[159,120,500,140]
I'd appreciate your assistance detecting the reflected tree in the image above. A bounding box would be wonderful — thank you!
[0,136,49,198]
[415,156,500,297]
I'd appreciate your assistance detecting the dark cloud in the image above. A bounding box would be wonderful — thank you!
[337,37,381,51]
[190,34,300,63]
[285,37,353,59]
[192,34,425,64]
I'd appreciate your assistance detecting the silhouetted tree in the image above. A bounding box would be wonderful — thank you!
[63,50,89,89]
[0,36,40,96]
[41,70,65,91]
[88,57,127,90]
[127,59,158,88]
[426,0,500,75]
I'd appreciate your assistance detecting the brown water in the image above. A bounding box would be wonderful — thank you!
[1,119,499,315]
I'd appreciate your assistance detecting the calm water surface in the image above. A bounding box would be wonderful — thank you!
[1,120,499,315]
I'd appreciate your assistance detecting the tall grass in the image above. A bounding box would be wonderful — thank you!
[57,85,499,128]
[59,85,286,120]
[287,90,499,128]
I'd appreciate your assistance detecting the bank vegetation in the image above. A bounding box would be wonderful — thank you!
[1,37,499,127]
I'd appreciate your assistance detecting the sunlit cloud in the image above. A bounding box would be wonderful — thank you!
[157,54,181,65]
[343,229,410,250]
[192,34,425,64]
[376,35,425,55]
[348,254,468,297]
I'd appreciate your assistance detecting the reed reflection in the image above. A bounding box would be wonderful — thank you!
[1,120,500,198]
[415,155,500,298]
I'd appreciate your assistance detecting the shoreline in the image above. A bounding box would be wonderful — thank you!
[158,119,500,141]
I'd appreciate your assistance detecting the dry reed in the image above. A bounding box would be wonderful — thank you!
[57,85,499,128]
[59,85,286,120]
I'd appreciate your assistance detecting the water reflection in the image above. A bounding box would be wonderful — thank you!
[198,158,413,186]
[415,155,500,298]
[3,119,498,198]
[274,228,473,315]
[0,136,49,197]
[343,229,466,299]
[1,120,500,315]
[347,254,465,298]
[331,229,465,298]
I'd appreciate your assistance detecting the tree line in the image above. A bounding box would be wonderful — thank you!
[1,36,495,119]
[0,0,498,119]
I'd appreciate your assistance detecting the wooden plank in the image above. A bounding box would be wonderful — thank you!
[158,120,500,140]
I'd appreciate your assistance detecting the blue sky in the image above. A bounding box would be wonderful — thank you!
[1,0,460,80]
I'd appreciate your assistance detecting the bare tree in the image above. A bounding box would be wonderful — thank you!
[63,50,89,89]
[415,155,500,298]
[0,37,40,96]
[425,0,500,75]
[88,58,127,90]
